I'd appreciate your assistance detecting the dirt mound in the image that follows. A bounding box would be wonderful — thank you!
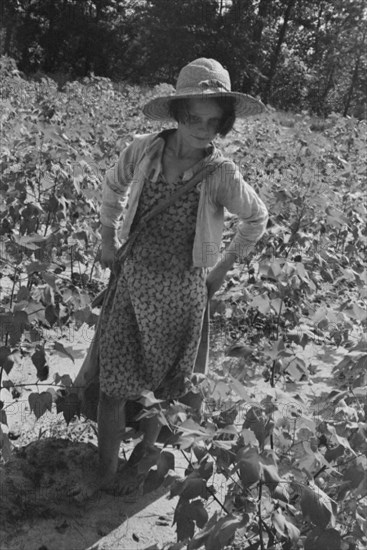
[0,439,100,524]
[0,438,179,550]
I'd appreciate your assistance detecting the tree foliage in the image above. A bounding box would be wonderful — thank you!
[0,0,366,116]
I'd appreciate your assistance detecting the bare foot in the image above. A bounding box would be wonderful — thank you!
[68,444,159,501]
[68,470,116,503]
[103,466,144,497]
[103,444,160,498]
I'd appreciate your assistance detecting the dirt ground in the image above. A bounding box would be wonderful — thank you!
[0,437,189,550]
[0,324,226,550]
[0,322,346,550]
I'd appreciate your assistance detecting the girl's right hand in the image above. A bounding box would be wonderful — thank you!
[100,240,120,269]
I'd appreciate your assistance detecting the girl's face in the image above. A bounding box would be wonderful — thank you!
[177,98,223,150]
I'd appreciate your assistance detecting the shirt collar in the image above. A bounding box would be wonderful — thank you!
[144,130,223,181]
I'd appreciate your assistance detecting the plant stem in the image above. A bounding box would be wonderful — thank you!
[9,268,18,308]
[89,244,101,282]
[313,464,327,480]
[270,360,276,388]
[2,382,70,388]
[180,449,231,515]
[44,210,51,237]
[275,298,284,341]
[70,245,74,279]
[258,480,265,550]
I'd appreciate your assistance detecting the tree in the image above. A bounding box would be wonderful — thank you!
[262,0,297,103]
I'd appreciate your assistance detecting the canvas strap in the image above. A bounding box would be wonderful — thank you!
[114,159,224,266]
[91,159,223,308]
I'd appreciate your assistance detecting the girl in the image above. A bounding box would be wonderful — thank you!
[75,58,268,498]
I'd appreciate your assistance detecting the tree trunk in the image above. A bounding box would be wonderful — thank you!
[241,0,269,93]
[343,26,366,117]
[262,0,297,103]
[313,1,324,62]
[4,23,13,55]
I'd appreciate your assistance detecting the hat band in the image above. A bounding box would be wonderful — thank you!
[198,79,230,91]
[176,80,231,96]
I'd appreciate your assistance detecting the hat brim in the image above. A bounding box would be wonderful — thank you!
[143,90,265,121]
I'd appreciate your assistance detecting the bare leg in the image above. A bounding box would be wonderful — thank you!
[69,391,126,501]
[127,412,162,467]
[97,391,126,480]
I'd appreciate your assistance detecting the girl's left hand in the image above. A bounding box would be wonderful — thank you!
[206,255,236,300]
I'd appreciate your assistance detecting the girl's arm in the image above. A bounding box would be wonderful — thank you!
[206,160,268,298]
[99,137,142,267]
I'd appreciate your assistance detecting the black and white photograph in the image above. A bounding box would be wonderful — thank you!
[0,1,366,549]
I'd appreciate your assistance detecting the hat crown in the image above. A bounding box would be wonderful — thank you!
[176,58,231,93]
[142,57,265,121]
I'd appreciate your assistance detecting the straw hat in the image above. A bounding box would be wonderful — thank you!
[143,58,265,121]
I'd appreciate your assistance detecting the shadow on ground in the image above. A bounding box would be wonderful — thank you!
[0,438,178,550]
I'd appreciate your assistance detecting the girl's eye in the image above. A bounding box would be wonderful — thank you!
[187,114,201,124]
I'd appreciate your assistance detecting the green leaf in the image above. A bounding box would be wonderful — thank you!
[285,357,308,381]
[271,509,300,543]
[226,342,254,358]
[173,498,209,542]
[237,448,262,488]
[178,418,212,437]
[300,483,337,528]
[189,499,209,528]
[137,446,161,475]
[174,500,196,541]
[56,391,81,424]
[156,450,175,478]
[9,310,29,346]
[179,389,203,410]
[16,286,31,301]
[261,463,281,494]
[228,375,255,402]
[191,441,208,462]
[250,294,271,314]
[28,391,53,419]
[45,304,58,326]
[143,469,165,494]
[198,459,214,481]
[204,514,247,550]
[188,512,220,549]
[0,426,12,462]
[169,478,186,499]
[73,306,99,327]
[243,407,272,449]
[0,409,8,426]
[305,527,342,550]
[272,483,290,502]
[339,457,367,496]
[31,346,49,380]
[181,476,208,500]
[54,373,73,387]
[138,390,164,407]
[0,347,14,375]
[54,342,75,363]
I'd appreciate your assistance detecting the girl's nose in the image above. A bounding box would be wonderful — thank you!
[197,120,210,134]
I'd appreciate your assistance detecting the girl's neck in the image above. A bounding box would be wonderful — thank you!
[166,130,205,161]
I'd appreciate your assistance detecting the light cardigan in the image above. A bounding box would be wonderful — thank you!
[100,130,268,268]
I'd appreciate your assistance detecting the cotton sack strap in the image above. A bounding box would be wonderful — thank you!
[91,160,223,308]
[114,159,224,265]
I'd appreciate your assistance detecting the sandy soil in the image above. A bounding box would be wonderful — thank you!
[0,319,347,550]
[0,437,186,550]
[0,323,225,550]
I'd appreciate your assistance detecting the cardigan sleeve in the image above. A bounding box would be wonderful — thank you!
[100,139,141,229]
[213,160,268,258]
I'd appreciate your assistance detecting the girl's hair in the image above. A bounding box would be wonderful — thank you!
[168,96,236,137]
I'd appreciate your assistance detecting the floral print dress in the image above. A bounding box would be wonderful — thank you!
[98,164,208,400]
